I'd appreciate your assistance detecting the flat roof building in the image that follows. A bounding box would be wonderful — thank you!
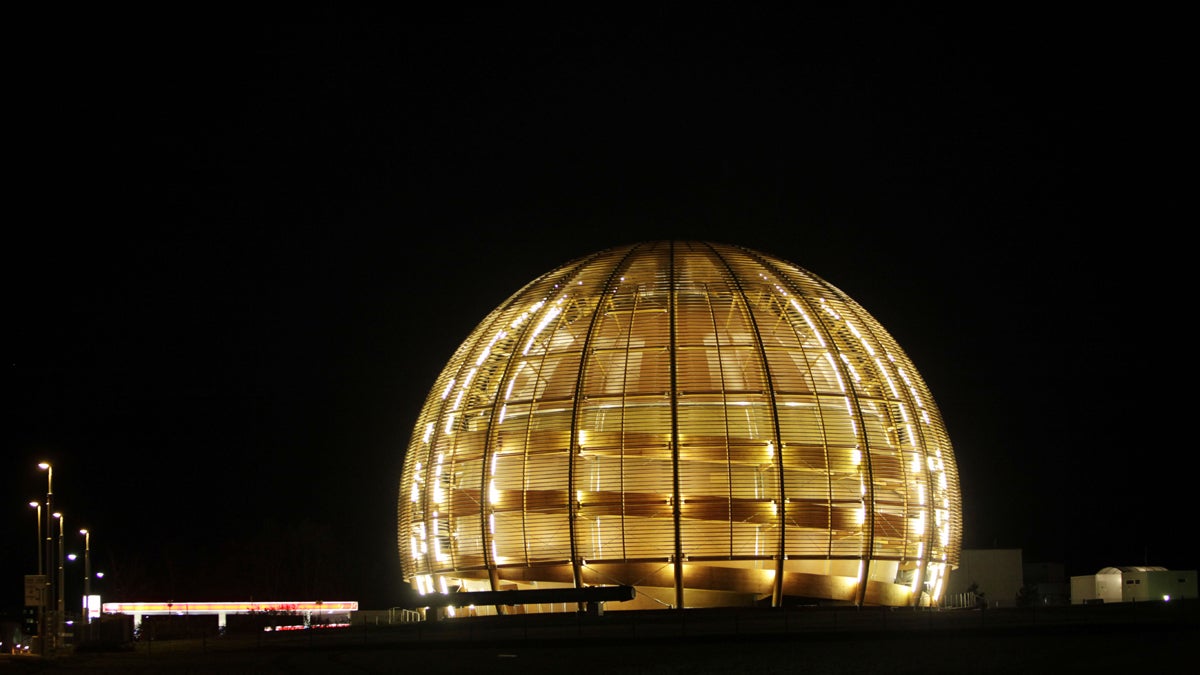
[1070,567,1198,604]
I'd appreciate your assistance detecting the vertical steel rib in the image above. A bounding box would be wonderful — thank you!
[669,242,685,610]
[707,242,787,607]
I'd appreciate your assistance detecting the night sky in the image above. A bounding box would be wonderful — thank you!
[6,10,1191,610]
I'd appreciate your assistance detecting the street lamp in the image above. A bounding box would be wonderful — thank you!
[80,529,91,624]
[38,464,52,574]
[29,502,42,576]
[38,463,53,653]
[53,511,65,648]
[29,501,43,656]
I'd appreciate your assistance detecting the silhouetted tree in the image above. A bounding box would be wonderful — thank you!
[1016,582,1041,607]
[967,581,986,608]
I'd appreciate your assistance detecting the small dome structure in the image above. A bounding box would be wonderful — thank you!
[398,241,962,609]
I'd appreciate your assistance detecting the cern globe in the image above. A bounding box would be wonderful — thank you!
[398,241,961,611]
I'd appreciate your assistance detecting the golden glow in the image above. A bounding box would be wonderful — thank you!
[825,352,846,392]
[929,563,946,602]
[790,299,826,348]
[397,241,962,609]
[523,301,563,355]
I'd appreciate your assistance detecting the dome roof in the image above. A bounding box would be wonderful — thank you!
[1099,566,1168,575]
[398,241,961,609]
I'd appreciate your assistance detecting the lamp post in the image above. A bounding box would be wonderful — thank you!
[38,462,54,653]
[80,529,91,624]
[29,502,43,575]
[53,512,65,649]
[29,501,43,656]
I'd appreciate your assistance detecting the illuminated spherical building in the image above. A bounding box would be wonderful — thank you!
[398,241,961,610]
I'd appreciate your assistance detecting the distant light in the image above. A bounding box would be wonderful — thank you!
[1163,595,1171,602]
[68,554,77,561]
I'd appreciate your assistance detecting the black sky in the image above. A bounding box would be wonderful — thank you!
[6,10,1192,609]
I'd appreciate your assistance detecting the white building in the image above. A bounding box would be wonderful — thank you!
[944,548,1023,608]
[1069,566,1198,604]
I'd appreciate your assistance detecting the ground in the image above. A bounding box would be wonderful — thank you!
[2,601,1195,674]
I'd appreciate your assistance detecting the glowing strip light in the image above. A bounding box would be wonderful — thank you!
[101,601,358,614]
[523,301,563,355]
[824,352,845,392]
[839,353,861,382]
[846,321,876,357]
[790,299,827,348]
[476,331,507,366]
[878,362,900,397]
[819,298,841,320]
[897,367,924,409]
[504,363,524,399]
[912,510,925,535]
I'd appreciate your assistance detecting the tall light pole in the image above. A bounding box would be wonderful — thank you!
[38,462,54,653]
[29,502,43,575]
[53,512,65,649]
[80,529,91,624]
[29,501,44,656]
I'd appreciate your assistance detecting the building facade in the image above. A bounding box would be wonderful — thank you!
[944,548,1024,608]
[1071,567,1199,604]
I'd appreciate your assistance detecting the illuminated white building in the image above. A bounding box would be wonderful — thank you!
[398,241,962,610]
[1070,567,1199,604]
[100,601,358,630]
